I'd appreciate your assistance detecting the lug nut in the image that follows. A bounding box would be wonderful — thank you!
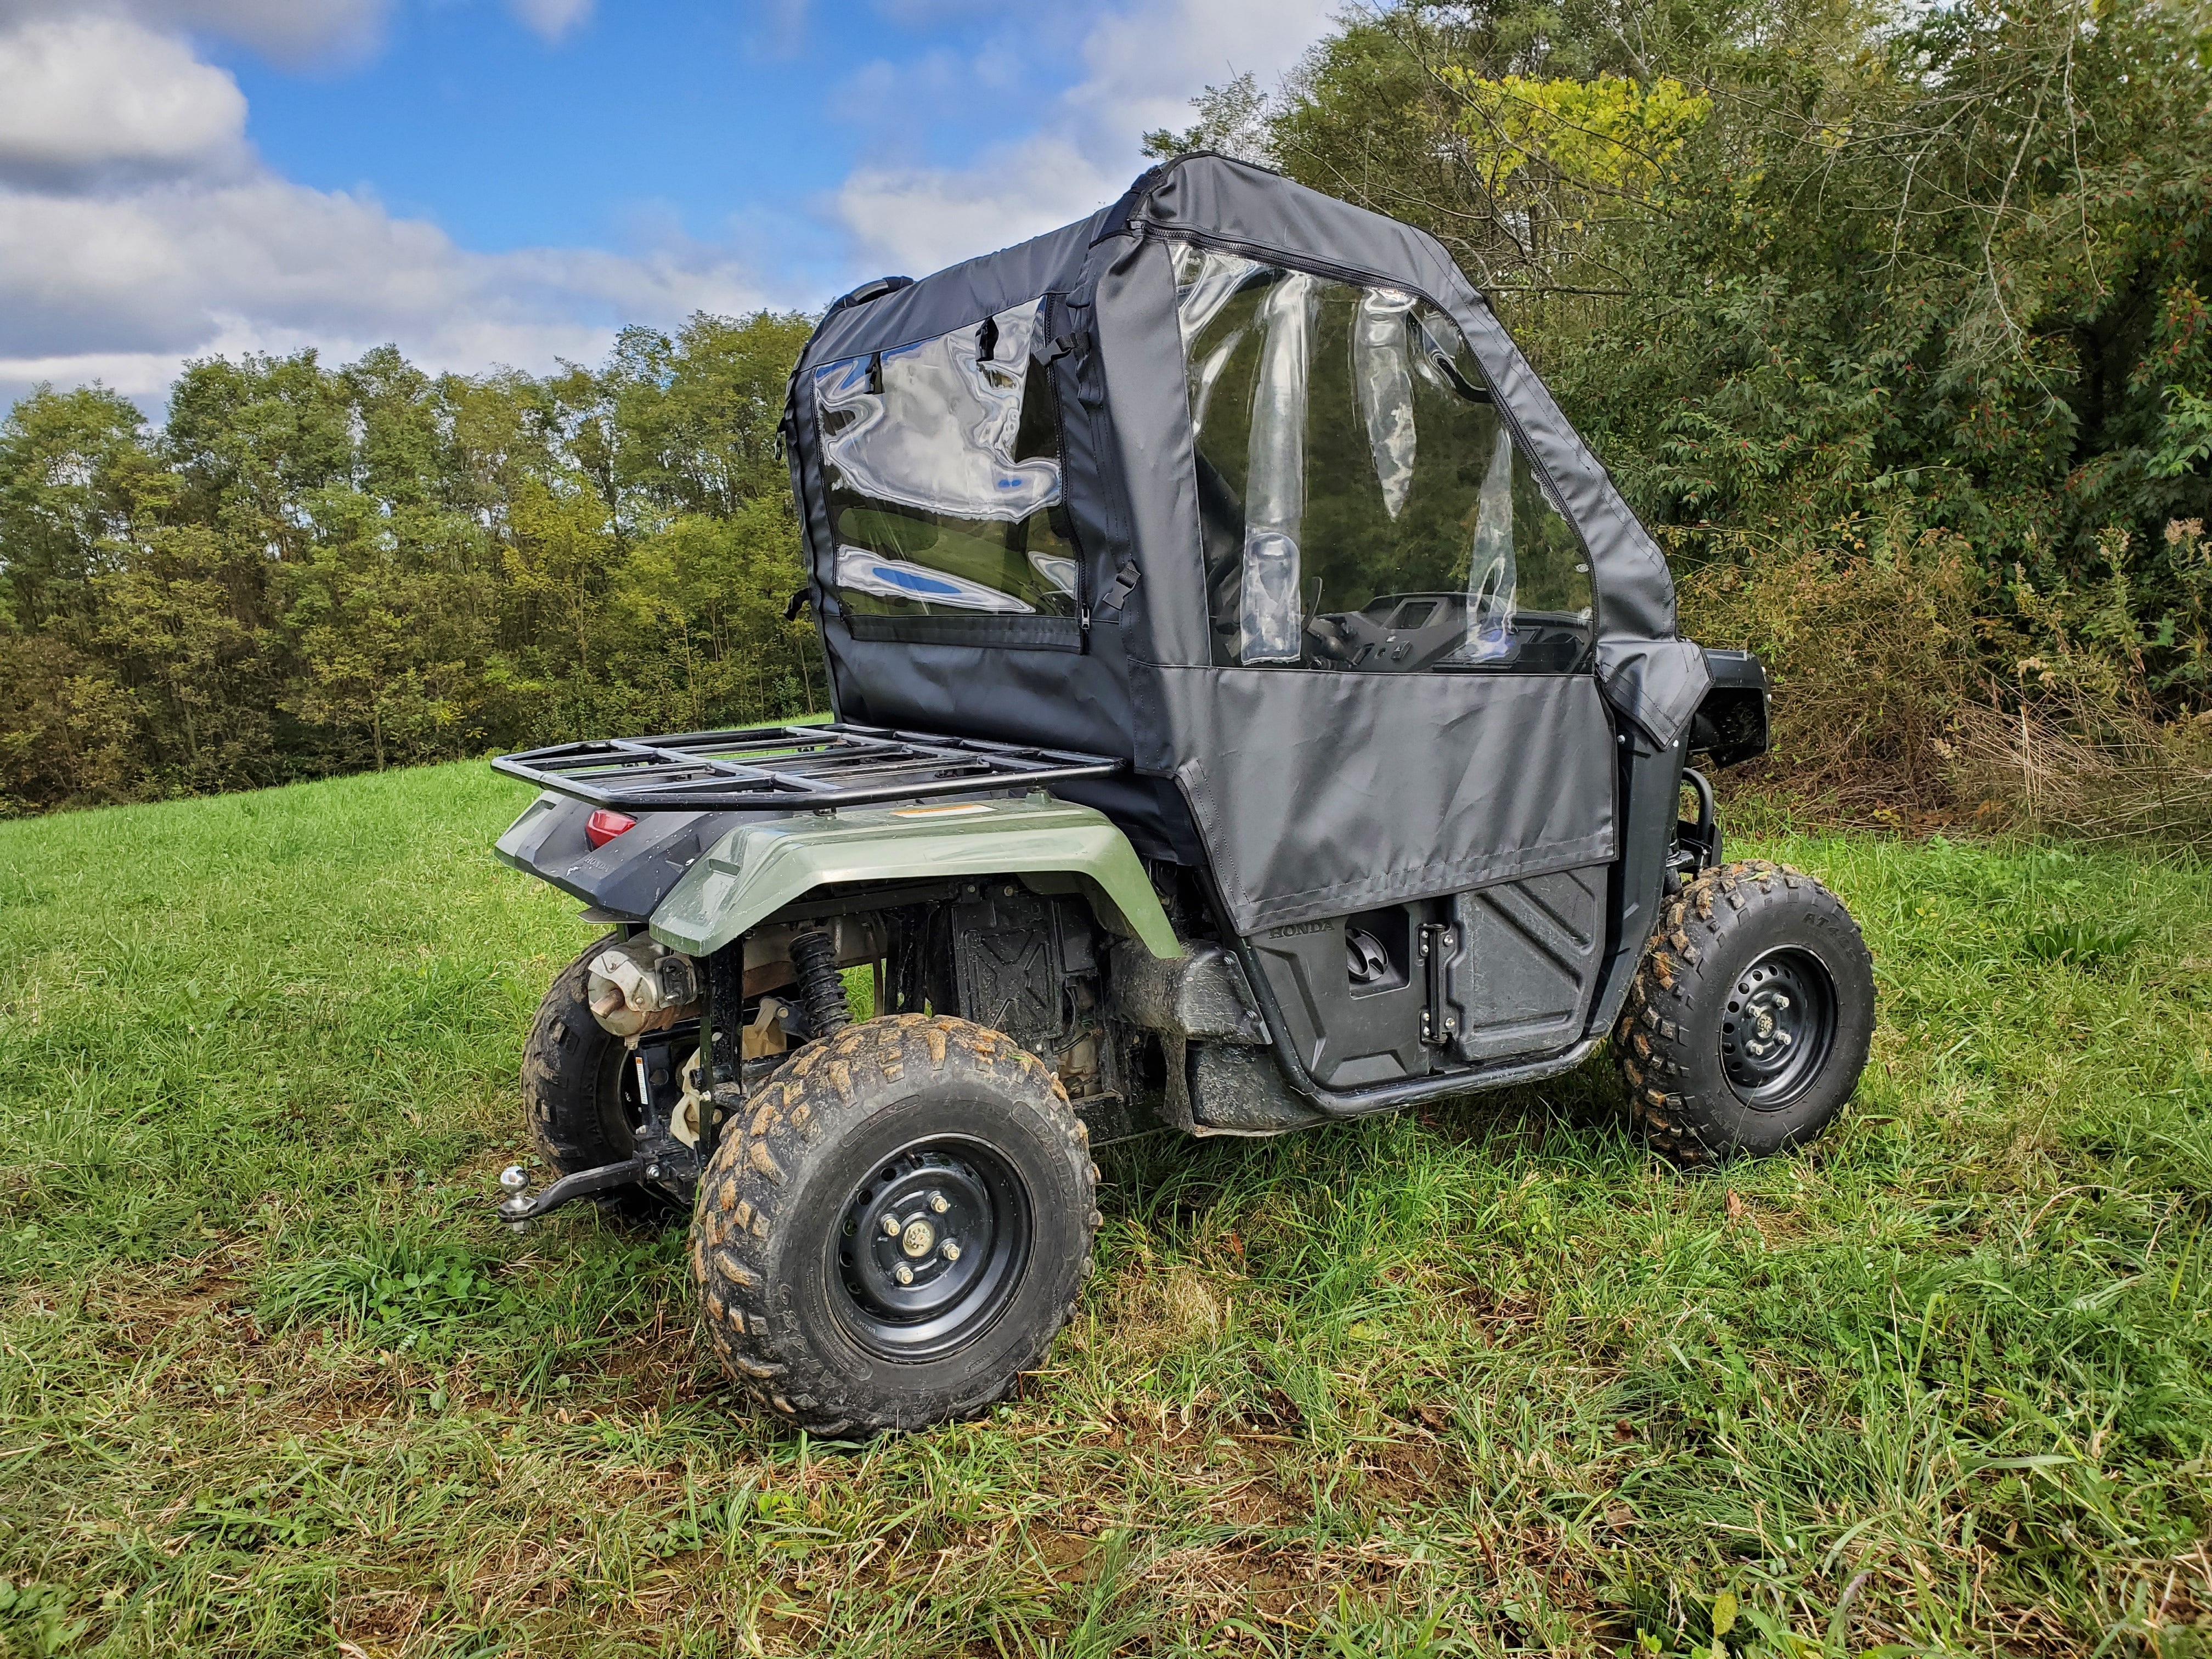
[929,1194,949,1214]
[941,1241,961,1262]
[894,1263,913,1285]
[882,1214,901,1237]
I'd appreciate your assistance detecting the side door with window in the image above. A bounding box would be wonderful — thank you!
[1154,245,1618,1089]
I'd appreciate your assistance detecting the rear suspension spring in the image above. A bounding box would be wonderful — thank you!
[789,928,853,1040]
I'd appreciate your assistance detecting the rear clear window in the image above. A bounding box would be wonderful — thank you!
[814,298,1078,620]
[1170,242,1593,672]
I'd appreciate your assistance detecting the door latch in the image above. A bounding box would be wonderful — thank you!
[1419,922,1458,1046]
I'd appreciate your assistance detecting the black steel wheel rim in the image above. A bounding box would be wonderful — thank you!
[1719,946,1839,1110]
[828,1135,1033,1362]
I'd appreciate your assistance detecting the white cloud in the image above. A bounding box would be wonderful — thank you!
[1063,0,1328,150]
[0,174,778,399]
[0,14,248,187]
[1,0,396,67]
[749,0,810,60]
[831,0,1334,275]
[151,0,390,62]
[0,8,778,407]
[507,0,594,45]
[838,138,1122,278]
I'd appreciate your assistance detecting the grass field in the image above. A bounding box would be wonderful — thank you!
[1,764,2208,1657]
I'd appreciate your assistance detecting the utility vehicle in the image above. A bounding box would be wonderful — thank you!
[489,155,1875,1436]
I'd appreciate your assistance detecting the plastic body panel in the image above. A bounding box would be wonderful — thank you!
[1438,866,1607,1063]
[1249,911,1435,1089]
[495,793,737,921]
[1241,861,1607,1090]
[1105,938,1267,1042]
[1580,727,1689,1039]
[646,793,1183,961]
[1186,1043,1328,1135]
[1691,648,1771,768]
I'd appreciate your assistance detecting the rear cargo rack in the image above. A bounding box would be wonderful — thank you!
[492,723,1125,812]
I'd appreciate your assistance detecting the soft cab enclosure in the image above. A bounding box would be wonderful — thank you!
[783,155,1713,1062]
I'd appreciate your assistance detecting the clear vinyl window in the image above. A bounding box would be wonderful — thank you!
[814,298,1077,620]
[1171,242,1593,672]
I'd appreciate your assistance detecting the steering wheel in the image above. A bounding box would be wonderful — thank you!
[1307,594,1510,672]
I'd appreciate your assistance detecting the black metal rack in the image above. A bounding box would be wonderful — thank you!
[492,722,1125,812]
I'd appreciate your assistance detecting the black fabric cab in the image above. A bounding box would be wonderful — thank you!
[782,154,1709,940]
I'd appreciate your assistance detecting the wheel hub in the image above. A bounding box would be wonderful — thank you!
[831,1139,1031,1361]
[1719,946,1839,1110]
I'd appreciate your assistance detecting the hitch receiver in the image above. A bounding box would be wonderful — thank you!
[496,1157,648,1224]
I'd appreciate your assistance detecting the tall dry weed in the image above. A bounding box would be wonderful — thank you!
[1675,530,1980,814]
[1675,523,2212,849]
[1943,697,2212,850]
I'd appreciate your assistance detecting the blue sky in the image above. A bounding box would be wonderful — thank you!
[213,2,1103,279]
[0,0,1336,410]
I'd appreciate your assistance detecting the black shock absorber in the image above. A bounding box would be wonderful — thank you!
[788,928,852,1040]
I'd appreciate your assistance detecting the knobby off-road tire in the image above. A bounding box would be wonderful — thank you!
[521,935,667,1217]
[1616,860,1875,1165]
[691,1014,1099,1437]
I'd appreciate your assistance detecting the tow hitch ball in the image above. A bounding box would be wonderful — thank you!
[499,1165,529,1232]
[494,1157,650,1229]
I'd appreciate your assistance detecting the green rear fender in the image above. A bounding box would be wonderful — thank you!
[649,793,1184,960]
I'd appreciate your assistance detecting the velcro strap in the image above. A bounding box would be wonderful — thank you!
[1096,559,1141,613]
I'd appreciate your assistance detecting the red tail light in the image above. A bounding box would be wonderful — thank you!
[584,809,636,849]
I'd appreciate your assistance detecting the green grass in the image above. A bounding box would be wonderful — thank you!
[2,765,2209,1657]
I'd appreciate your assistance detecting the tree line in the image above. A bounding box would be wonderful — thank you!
[0,313,821,813]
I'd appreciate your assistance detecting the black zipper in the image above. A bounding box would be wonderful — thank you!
[1148,226,1416,306]
[1040,292,1093,650]
[1138,224,1600,641]
[779,376,828,612]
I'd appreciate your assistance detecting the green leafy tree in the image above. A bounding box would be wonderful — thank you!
[0,312,829,809]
